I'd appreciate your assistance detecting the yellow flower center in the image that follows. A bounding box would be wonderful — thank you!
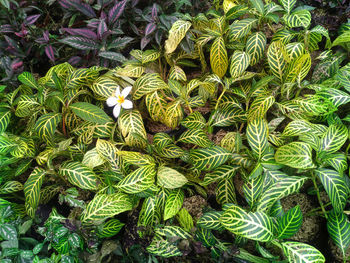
[117,95,125,104]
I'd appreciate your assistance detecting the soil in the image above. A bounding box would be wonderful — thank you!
[182,195,208,221]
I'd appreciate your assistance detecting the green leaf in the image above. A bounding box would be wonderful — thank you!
[0,181,23,194]
[81,193,133,223]
[229,18,257,40]
[98,219,125,238]
[275,142,315,169]
[66,68,98,89]
[285,10,311,28]
[319,124,348,154]
[155,226,191,239]
[211,106,246,127]
[247,95,275,121]
[180,111,206,129]
[202,165,238,185]
[117,165,156,194]
[96,139,119,171]
[247,118,269,160]
[118,151,155,167]
[157,166,188,189]
[210,37,228,78]
[133,73,168,100]
[197,211,223,230]
[216,178,237,205]
[327,210,350,257]
[0,110,11,133]
[176,208,194,232]
[245,32,266,65]
[317,88,350,107]
[267,41,287,83]
[118,110,147,148]
[0,224,17,240]
[315,169,348,213]
[282,120,325,137]
[145,90,167,122]
[18,72,38,89]
[230,51,251,78]
[332,31,350,48]
[70,102,112,124]
[250,0,264,14]
[281,241,325,263]
[91,77,118,99]
[279,0,296,14]
[147,238,182,257]
[189,146,231,171]
[169,66,187,82]
[82,148,105,168]
[277,206,303,239]
[243,174,264,209]
[164,189,184,220]
[220,204,274,242]
[34,113,62,143]
[322,153,348,174]
[24,167,46,218]
[257,175,307,212]
[59,162,98,190]
[165,20,192,54]
[178,129,212,147]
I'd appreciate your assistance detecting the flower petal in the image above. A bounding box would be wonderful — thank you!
[113,104,121,118]
[115,86,121,96]
[121,99,133,109]
[121,86,132,97]
[106,96,118,107]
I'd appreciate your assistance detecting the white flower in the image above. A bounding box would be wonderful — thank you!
[106,86,133,118]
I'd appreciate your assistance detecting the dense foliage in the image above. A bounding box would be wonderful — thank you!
[0,0,350,262]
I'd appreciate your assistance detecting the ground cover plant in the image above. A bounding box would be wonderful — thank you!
[0,0,350,262]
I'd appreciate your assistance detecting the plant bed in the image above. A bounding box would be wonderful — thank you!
[0,0,350,262]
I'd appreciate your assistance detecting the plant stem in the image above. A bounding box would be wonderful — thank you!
[311,171,328,219]
[215,89,226,110]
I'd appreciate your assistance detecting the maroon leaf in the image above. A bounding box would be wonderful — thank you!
[108,0,127,24]
[11,61,23,71]
[70,1,96,18]
[141,36,150,50]
[0,24,14,33]
[145,23,156,36]
[45,45,56,62]
[59,36,99,50]
[97,19,107,39]
[62,28,97,40]
[151,3,158,20]
[24,15,40,25]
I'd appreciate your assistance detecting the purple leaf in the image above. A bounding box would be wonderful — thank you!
[145,23,156,36]
[108,36,133,49]
[131,0,139,8]
[140,36,150,50]
[45,45,56,62]
[108,0,127,25]
[100,11,106,20]
[62,28,97,40]
[97,19,107,40]
[98,51,126,62]
[35,37,47,44]
[59,36,99,50]
[151,3,158,20]
[0,24,14,33]
[14,29,28,38]
[58,0,72,8]
[43,31,49,42]
[68,56,82,65]
[4,36,20,52]
[24,15,40,25]
[70,1,96,18]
